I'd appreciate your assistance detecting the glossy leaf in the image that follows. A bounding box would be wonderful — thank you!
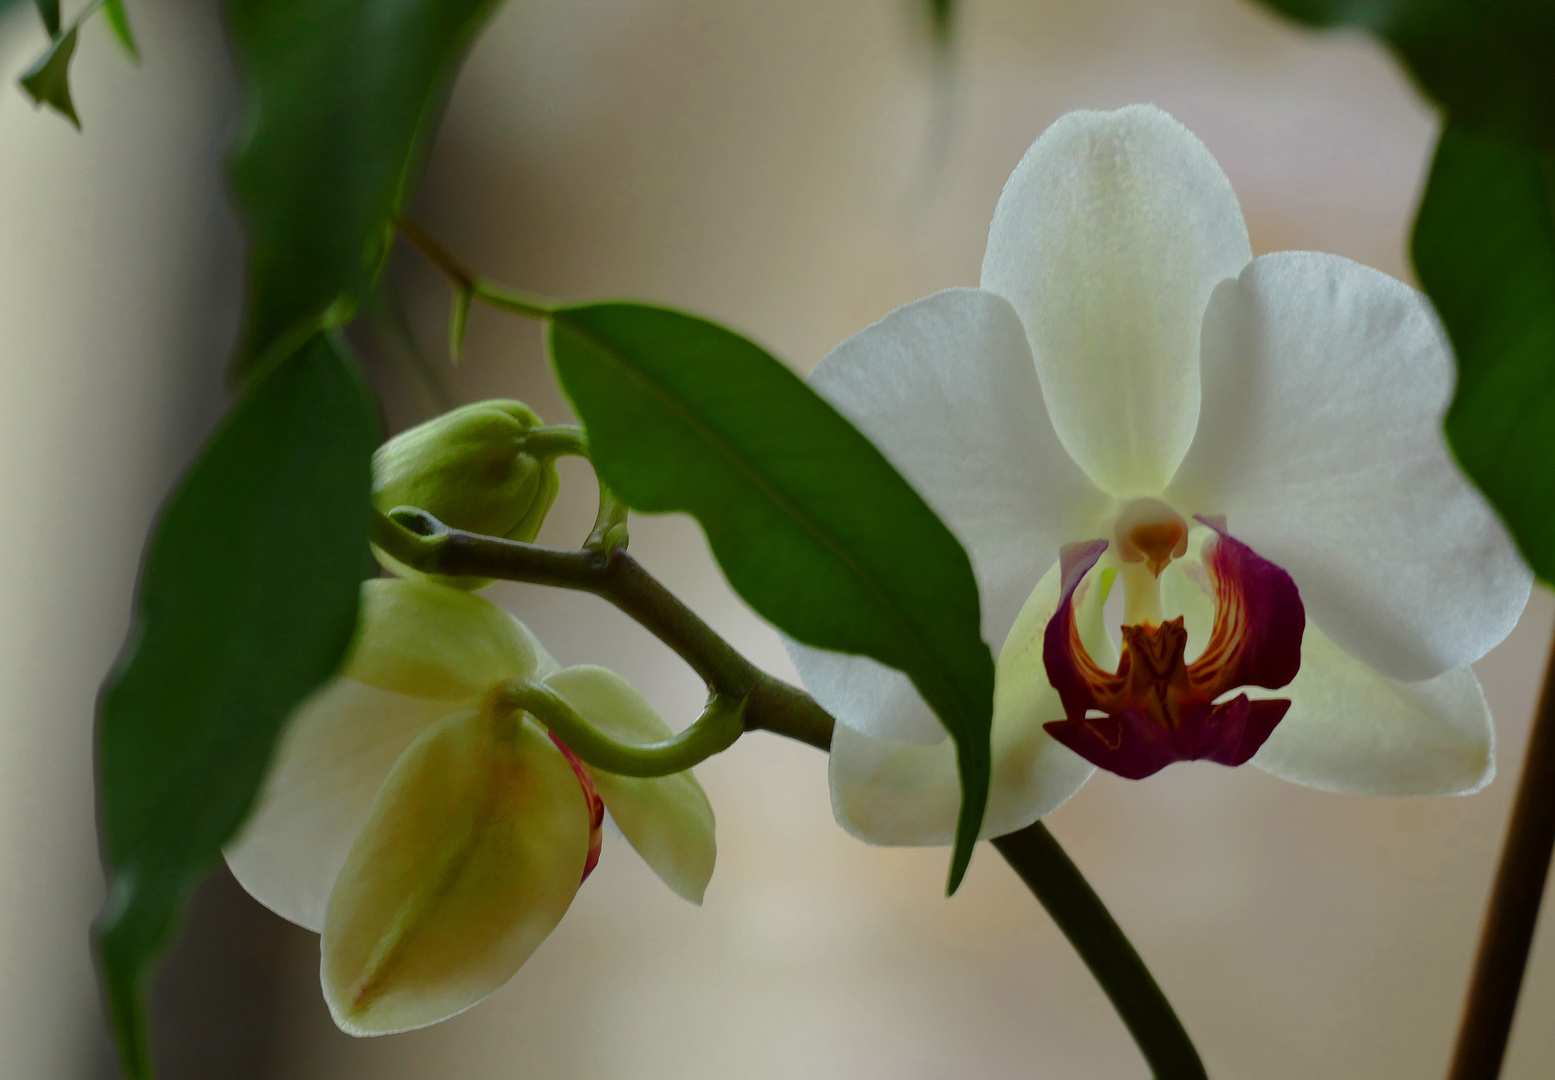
[95,334,378,1078]
[226,0,502,374]
[547,303,995,891]
[1252,0,1555,147]
[1414,125,1555,583]
[19,22,79,127]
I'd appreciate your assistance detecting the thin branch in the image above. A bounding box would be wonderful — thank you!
[395,217,555,320]
[1448,626,1555,1080]
[994,825,1207,1080]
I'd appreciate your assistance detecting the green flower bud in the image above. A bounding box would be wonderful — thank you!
[373,400,561,588]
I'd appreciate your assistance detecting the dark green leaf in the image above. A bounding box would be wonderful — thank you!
[547,303,995,891]
[103,0,138,60]
[34,0,57,35]
[1252,0,1555,146]
[1414,124,1555,583]
[95,334,378,1079]
[226,0,502,375]
[19,23,80,128]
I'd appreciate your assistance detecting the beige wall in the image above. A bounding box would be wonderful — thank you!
[5,0,1553,1078]
[0,0,238,1076]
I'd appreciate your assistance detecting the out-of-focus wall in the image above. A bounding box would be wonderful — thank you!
[269,2,1555,1079]
[0,2,262,1076]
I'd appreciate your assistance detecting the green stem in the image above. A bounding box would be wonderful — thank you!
[395,217,555,321]
[993,825,1207,1080]
[510,424,630,553]
[1447,626,1555,1080]
[491,678,746,776]
[375,506,1205,1078]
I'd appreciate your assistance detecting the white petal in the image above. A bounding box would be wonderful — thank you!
[225,679,453,932]
[1251,620,1494,796]
[322,709,589,1036]
[1167,252,1532,680]
[787,287,1109,744]
[981,105,1251,496]
[347,578,556,700]
[829,560,1106,845]
[543,666,717,904]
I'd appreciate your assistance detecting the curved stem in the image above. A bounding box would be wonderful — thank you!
[994,825,1207,1080]
[375,506,1204,1079]
[523,424,589,459]
[491,678,746,776]
[1447,627,1555,1080]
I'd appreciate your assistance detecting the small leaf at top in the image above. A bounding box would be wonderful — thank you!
[1414,124,1555,584]
[94,333,378,1078]
[546,303,995,892]
[19,23,80,128]
[226,0,503,376]
[103,0,139,60]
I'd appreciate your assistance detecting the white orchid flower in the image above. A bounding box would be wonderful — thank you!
[786,105,1531,847]
[226,577,716,1035]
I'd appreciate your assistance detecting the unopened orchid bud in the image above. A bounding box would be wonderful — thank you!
[373,400,559,543]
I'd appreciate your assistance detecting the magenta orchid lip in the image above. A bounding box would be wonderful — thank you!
[1041,519,1305,780]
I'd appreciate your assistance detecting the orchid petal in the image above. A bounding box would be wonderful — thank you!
[788,286,1108,744]
[828,560,1103,845]
[981,105,1251,496]
[224,679,452,932]
[321,708,590,1036]
[348,577,557,701]
[1251,620,1494,796]
[543,665,717,904]
[1168,252,1531,680]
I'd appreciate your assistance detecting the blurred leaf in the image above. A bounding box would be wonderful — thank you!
[94,333,378,1079]
[102,0,137,60]
[226,0,503,376]
[547,303,995,891]
[928,0,953,44]
[1253,0,1555,146]
[34,0,57,35]
[1414,124,1555,583]
[449,283,473,363]
[19,22,79,128]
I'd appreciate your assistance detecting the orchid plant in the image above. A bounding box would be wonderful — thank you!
[15,0,1554,1078]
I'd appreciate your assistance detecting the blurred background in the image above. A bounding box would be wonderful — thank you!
[3,0,1553,1077]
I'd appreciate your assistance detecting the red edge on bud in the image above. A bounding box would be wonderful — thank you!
[548,732,606,881]
[1041,523,1305,780]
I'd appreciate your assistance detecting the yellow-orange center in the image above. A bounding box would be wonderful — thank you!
[1128,521,1187,577]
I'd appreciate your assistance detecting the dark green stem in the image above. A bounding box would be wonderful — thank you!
[994,825,1207,1080]
[1447,627,1555,1080]
[376,507,1204,1077]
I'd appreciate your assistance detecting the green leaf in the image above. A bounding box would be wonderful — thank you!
[103,0,138,60]
[19,23,80,128]
[546,303,995,891]
[34,0,58,35]
[1251,0,1555,146]
[94,333,378,1079]
[1414,124,1555,583]
[226,0,503,375]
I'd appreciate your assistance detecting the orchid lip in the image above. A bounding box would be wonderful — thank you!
[1041,520,1305,780]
